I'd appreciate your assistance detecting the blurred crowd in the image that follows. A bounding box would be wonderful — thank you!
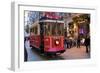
[64,35,90,53]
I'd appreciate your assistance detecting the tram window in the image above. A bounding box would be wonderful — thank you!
[30,27,34,35]
[34,26,38,35]
[44,23,51,36]
[46,23,51,36]
[57,24,61,35]
[30,28,32,32]
[33,28,34,32]
[52,23,57,35]
[30,28,32,33]
[57,23,63,36]
[60,23,64,36]
[44,24,46,35]
[30,28,34,35]
[52,23,64,36]
[44,22,64,36]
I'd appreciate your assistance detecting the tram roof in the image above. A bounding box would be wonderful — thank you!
[39,19,64,23]
[30,19,64,28]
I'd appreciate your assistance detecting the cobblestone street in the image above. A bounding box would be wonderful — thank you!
[59,46,90,59]
[26,46,90,61]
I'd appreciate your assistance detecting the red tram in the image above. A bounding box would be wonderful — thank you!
[30,12,65,56]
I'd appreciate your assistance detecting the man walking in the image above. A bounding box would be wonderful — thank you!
[84,36,90,53]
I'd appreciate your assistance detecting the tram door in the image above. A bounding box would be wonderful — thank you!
[39,22,44,53]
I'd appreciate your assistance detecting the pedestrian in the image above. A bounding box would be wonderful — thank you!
[81,38,85,45]
[66,38,69,49]
[84,36,90,53]
[66,37,70,49]
[64,38,67,49]
[24,30,30,61]
[24,45,28,61]
[24,37,31,61]
[69,39,72,48]
[77,36,80,48]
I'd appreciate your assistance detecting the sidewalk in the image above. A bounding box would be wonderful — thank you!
[60,46,90,59]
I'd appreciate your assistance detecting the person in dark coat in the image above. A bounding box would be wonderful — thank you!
[77,36,81,48]
[84,36,90,53]
[24,37,28,61]
[64,38,67,49]
[66,38,70,49]
[24,46,28,61]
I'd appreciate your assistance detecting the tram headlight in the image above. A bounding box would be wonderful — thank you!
[55,40,59,45]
